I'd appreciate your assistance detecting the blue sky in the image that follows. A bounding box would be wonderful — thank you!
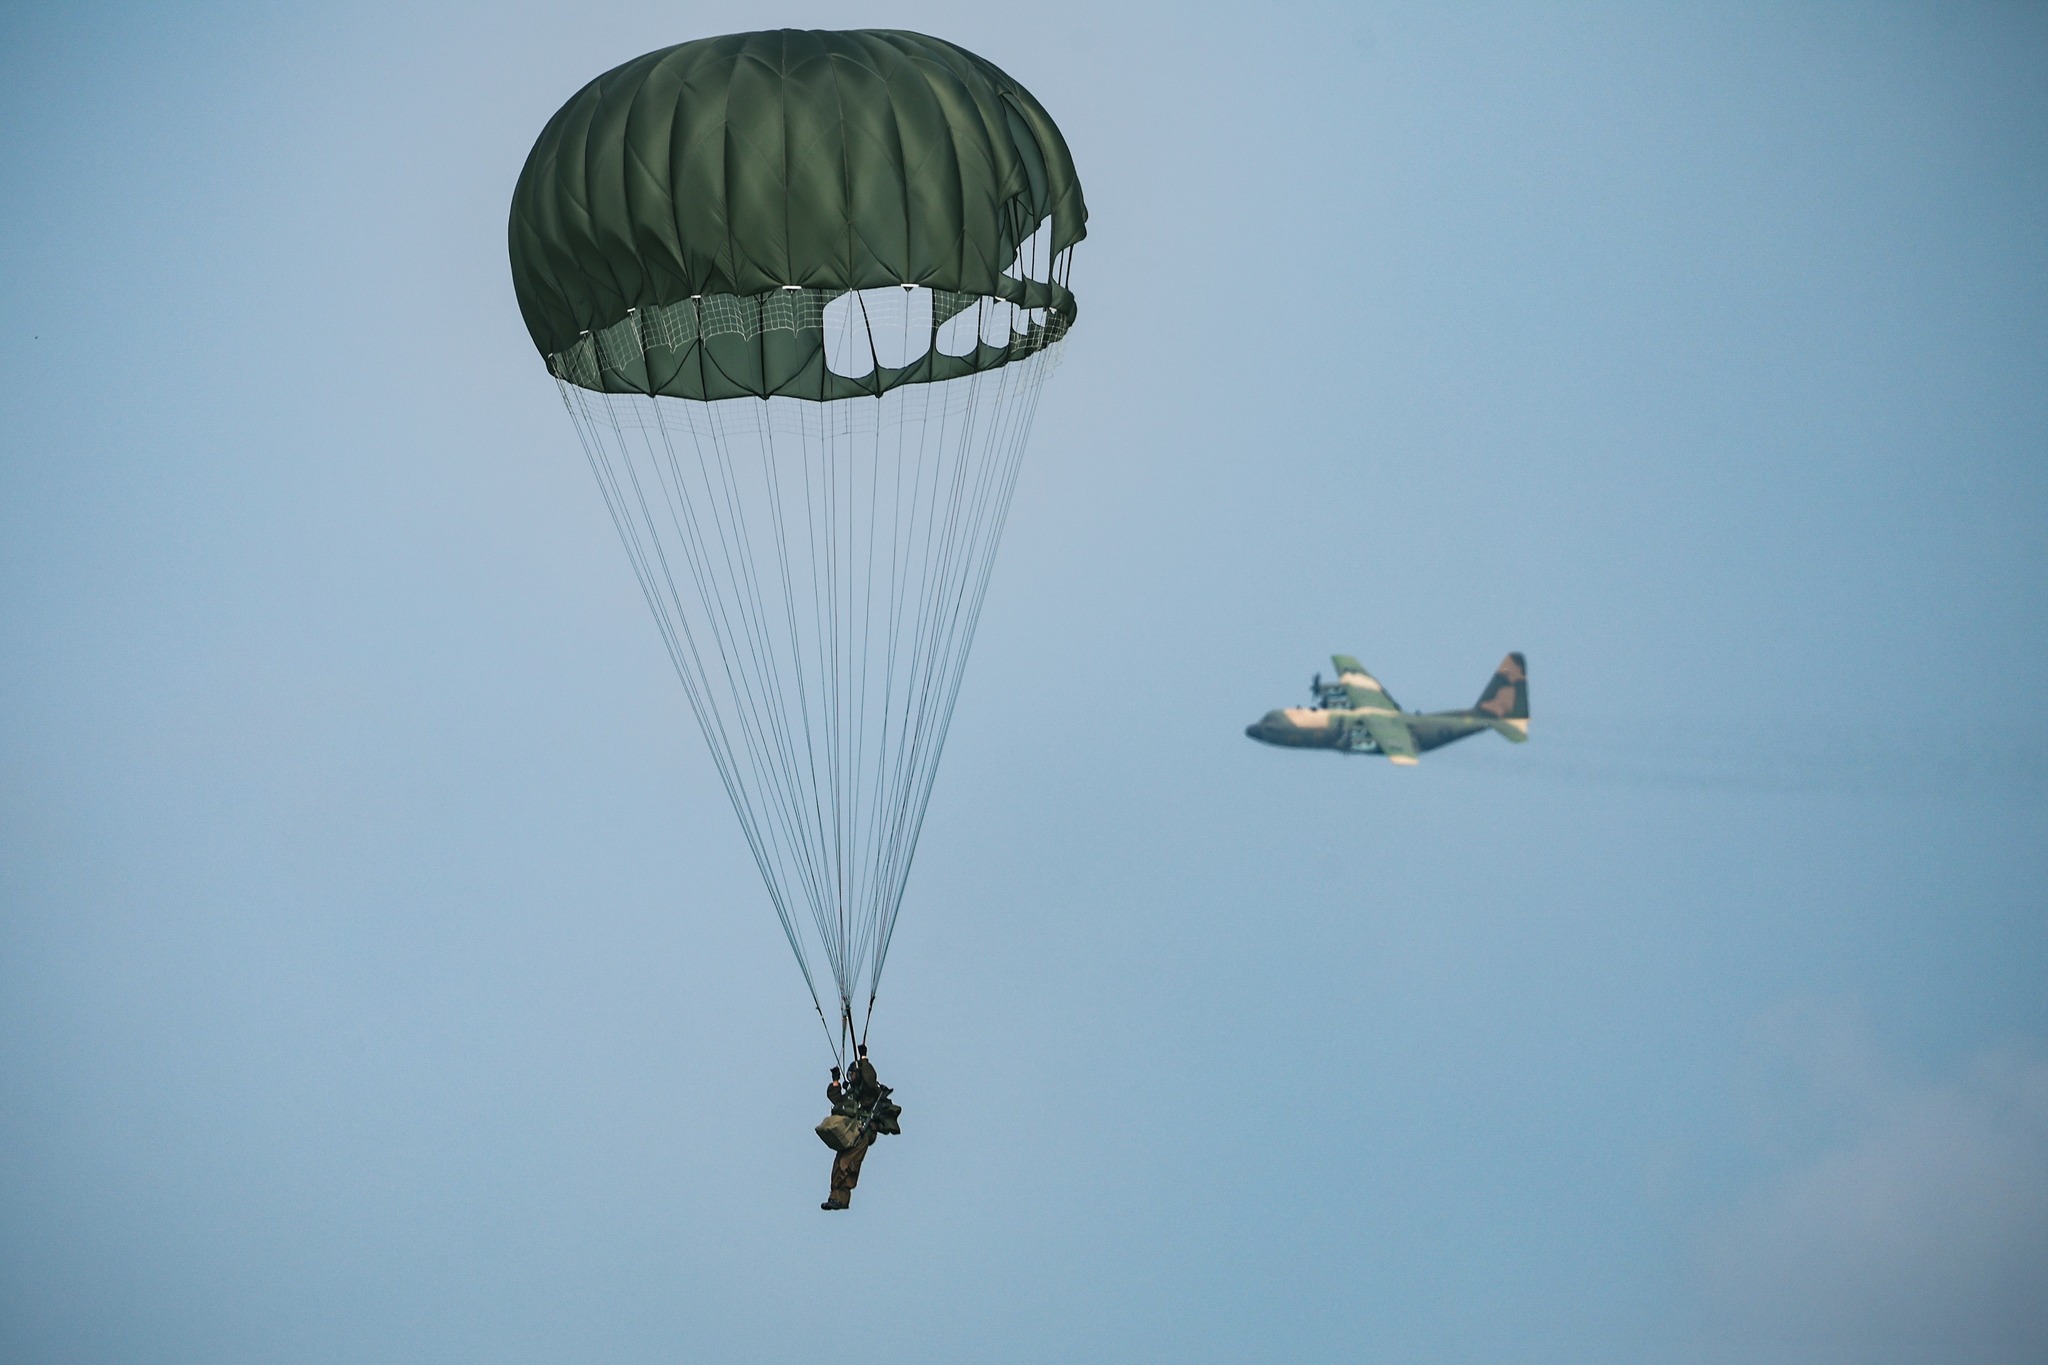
[3,3,2044,1361]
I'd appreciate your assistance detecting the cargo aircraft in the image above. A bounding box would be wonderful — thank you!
[1245,654,1528,764]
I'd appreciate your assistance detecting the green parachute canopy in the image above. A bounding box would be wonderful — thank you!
[509,29,1086,401]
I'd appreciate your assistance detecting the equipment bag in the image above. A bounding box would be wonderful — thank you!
[816,1114,863,1151]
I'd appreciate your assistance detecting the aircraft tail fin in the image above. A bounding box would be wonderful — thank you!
[1471,653,1528,740]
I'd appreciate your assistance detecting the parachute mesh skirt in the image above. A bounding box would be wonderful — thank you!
[552,314,1063,1058]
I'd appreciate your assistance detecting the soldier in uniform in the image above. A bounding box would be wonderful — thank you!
[820,1048,904,1208]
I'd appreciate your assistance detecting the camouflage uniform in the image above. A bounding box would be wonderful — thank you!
[821,1052,906,1207]
[823,1126,874,1209]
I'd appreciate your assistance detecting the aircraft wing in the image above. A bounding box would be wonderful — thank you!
[1329,655,1400,711]
[1357,713,1420,765]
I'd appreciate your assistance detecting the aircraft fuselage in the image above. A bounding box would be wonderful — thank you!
[1244,706,1498,754]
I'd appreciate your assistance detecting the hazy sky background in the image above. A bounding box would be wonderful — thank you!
[3,2,2044,1361]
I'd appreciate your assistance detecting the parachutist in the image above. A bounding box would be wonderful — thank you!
[815,1049,904,1209]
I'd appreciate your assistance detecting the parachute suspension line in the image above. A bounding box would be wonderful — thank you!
[793,396,854,1015]
[651,392,829,986]
[854,341,1053,1038]
[700,397,839,964]
[596,338,849,1028]
[850,398,926,1044]
[555,312,1065,1060]
[747,405,842,987]
[851,378,902,1023]
[553,371,834,1036]
[859,355,999,1021]
[865,343,1058,1014]
[848,336,1057,1041]
[870,374,976,970]
[568,364,846,1032]
[652,389,836,972]
[853,371,953,1038]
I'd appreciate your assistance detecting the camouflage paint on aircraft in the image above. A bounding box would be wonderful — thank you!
[1245,654,1528,765]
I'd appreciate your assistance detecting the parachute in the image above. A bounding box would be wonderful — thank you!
[509,30,1086,1063]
